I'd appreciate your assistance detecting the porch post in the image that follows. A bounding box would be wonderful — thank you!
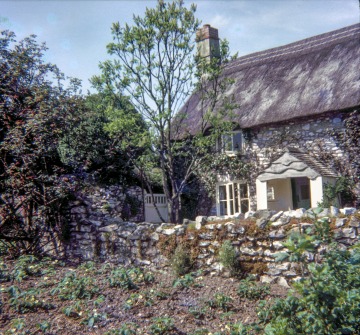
[256,179,268,210]
[310,177,323,208]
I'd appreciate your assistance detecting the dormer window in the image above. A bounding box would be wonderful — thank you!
[219,131,243,154]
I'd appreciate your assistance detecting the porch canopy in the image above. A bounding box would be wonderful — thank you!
[257,148,337,182]
[256,148,338,210]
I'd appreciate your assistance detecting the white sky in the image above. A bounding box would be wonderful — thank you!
[1,0,359,93]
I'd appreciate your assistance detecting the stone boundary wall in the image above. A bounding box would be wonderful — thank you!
[66,206,360,287]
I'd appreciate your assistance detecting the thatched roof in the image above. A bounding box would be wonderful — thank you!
[178,24,360,137]
[257,148,338,181]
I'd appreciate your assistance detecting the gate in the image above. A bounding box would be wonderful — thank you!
[144,194,168,223]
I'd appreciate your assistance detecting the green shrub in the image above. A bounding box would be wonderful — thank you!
[218,240,239,275]
[263,244,360,335]
[170,245,192,277]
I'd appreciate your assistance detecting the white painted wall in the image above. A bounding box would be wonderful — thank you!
[256,179,268,210]
[267,179,293,211]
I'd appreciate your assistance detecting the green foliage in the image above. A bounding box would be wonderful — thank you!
[172,272,202,289]
[81,309,107,328]
[274,232,315,276]
[11,255,55,282]
[264,244,360,335]
[63,301,83,319]
[188,305,209,319]
[108,266,154,290]
[7,286,54,313]
[237,275,270,300]
[51,272,99,300]
[149,316,175,335]
[170,245,193,276]
[206,293,233,312]
[0,30,81,255]
[37,320,51,333]
[320,176,354,208]
[105,323,139,335]
[218,240,239,275]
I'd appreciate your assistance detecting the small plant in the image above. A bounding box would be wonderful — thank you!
[170,245,192,276]
[172,272,199,289]
[0,261,11,282]
[5,318,27,335]
[51,272,99,300]
[8,286,54,313]
[237,275,270,300]
[11,255,44,282]
[189,329,209,335]
[105,322,138,335]
[218,240,239,275]
[37,320,51,333]
[63,301,83,318]
[82,309,107,328]
[189,305,208,319]
[206,292,233,312]
[149,316,175,335]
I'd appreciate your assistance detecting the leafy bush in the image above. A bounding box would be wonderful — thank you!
[170,245,192,277]
[264,244,360,335]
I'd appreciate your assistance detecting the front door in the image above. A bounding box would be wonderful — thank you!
[291,177,311,209]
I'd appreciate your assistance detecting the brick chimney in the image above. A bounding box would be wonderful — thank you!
[196,24,220,61]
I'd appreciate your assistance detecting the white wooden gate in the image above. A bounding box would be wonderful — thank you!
[144,194,168,223]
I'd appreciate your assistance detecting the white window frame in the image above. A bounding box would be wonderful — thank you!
[216,181,249,216]
[267,186,275,201]
[218,131,244,154]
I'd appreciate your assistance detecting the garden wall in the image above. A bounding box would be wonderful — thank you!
[66,203,360,287]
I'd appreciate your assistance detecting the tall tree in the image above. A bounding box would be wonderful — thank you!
[93,0,237,223]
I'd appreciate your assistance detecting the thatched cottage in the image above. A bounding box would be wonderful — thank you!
[179,23,360,216]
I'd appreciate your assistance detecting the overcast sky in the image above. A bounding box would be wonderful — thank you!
[1,0,359,93]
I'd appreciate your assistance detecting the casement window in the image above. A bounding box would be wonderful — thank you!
[217,181,249,216]
[218,131,244,154]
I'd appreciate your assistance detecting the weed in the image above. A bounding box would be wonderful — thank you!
[237,276,270,300]
[0,261,11,282]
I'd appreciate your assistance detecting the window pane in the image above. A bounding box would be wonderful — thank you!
[219,185,227,200]
[233,132,242,151]
[222,134,232,152]
[234,184,239,213]
[228,184,233,200]
[229,200,234,215]
[220,201,227,216]
[240,184,248,198]
[241,199,249,213]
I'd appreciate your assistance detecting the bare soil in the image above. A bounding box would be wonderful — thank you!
[0,257,289,334]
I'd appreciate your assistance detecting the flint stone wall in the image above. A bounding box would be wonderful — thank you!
[66,205,360,287]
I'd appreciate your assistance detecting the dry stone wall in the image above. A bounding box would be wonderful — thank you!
[66,205,360,287]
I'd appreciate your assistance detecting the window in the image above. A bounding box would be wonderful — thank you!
[217,181,249,216]
[219,131,243,154]
[267,186,275,201]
